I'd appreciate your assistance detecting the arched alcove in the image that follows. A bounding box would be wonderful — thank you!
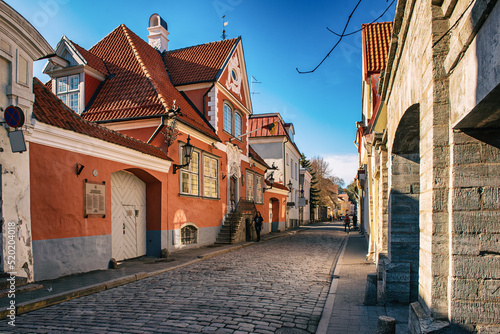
[387,103,420,303]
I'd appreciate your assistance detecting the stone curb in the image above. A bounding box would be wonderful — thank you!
[0,227,306,320]
[315,233,350,334]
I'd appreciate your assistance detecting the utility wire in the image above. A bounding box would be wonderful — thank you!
[432,0,475,48]
[296,0,363,74]
[327,0,396,37]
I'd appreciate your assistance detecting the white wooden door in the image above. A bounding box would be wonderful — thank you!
[111,171,147,261]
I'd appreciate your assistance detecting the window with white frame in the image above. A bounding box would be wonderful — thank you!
[234,112,242,139]
[181,150,199,195]
[255,175,263,204]
[223,102,243,140]
[56,74,80,113]
[246,172,263,204]
[246,172,255,201]
[203,155,218,198]
[223,103,232,133]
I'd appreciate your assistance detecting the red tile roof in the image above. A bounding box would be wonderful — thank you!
[81,24,219,141]
[72,41,108,75]
[164,38,239,86]
[32,78,171,161]
[362,22,392,74]
[248,114,287,138]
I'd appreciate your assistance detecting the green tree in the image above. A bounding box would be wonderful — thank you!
[300,153,320,208]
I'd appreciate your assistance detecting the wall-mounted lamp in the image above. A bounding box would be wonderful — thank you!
[287,180,293,192]
[263,172,275,192]
[172,135,194,174]
[76,163,85,176]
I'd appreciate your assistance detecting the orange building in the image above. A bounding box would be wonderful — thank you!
[25,14,288,281]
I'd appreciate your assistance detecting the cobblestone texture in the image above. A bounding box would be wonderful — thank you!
[0,224,344,333]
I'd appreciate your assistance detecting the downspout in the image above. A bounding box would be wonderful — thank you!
[147,115,166,144]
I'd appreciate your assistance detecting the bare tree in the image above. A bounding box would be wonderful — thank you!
[310,156,345,206]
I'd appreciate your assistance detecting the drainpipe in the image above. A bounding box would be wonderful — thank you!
[147,115,166,144]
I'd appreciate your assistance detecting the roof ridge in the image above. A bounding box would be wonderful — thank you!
[88,24,125,52]
[166,37,239,54]
[121,24,171,113]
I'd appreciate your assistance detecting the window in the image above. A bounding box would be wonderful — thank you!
[286,153,289,165]
[255,175,263,204]
[234,112,242,139]
[203,155,218,198]
[224,103,232,133]
[57,74,80,113]
[223,102,243,140]
[181,151,199,195]
[181,225,198,244]
[246,172,263,204]
[246,172,255,201]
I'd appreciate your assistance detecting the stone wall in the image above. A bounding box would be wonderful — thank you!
[381,0,500,331]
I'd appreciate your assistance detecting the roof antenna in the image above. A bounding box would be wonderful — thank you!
[251,76,261,95]
[222,15,228,40]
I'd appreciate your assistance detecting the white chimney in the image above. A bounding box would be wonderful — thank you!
[147,14,169,53]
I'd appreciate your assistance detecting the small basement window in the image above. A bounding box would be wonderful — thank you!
[181,224,198,245]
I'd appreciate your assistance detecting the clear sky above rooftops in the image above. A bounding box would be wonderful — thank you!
[8,0,396,185]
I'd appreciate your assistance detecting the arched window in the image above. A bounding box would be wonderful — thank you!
[234,112,242,139]
[181,224,198,244]
[223,103,232,133]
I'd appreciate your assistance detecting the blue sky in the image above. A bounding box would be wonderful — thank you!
[8,0,395,185]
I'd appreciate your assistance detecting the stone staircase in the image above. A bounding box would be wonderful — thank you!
[215,213,242,244]
[215,198,257,244]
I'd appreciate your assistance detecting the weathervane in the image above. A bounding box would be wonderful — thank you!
[221,15,228,40]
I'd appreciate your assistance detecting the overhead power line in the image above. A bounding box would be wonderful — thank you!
[327,0,396,38]
[296,0,396,74]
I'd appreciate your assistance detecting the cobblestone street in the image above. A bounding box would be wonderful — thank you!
[0,224,345,333]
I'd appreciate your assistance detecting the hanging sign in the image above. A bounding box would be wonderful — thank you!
[4,106,25,128]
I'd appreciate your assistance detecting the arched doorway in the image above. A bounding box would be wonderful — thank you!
[111,171,147,261]
[270,198,280,232]
[229,176,238,212]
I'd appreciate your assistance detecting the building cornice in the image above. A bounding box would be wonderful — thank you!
[27,122,171,173]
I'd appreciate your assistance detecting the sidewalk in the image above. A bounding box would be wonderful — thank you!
[0,229,295,320]
[317,230,409,334]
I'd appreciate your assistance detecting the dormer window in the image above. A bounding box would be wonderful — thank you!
[57,74,80,113]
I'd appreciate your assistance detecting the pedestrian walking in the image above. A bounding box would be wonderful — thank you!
[344,215,350,233]
[253,211,263,242]
[352,214,358,231]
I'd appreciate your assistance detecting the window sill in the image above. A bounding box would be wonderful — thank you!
[178,193,221,201]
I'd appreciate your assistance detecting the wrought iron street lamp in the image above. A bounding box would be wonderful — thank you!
[263,172,275,192]
[172,135,194,174]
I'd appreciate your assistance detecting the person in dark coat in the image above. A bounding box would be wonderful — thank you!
[352,214,358,230]
[253,211,264,242]
[344,215,350,233]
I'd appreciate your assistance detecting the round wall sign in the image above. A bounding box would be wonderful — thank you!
[4,106,25,128]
